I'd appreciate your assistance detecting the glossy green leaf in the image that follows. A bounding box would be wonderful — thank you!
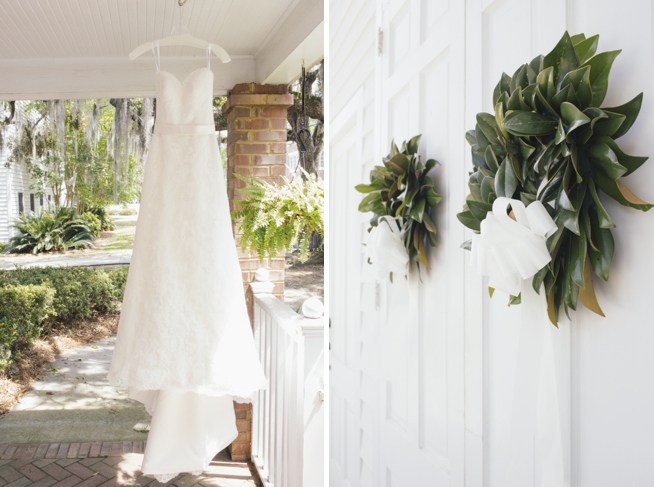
[425,158,438,172]
[406,134,422,155]
[476,113,503,146]
[582,50,621,107]
[518,138,536,161]
[592,110,625,137]
[535,87,560,118]
[495,102,509,138]
[555,119,566,144]
[559,65,592,108]
[587,142,627,180]
[537,66,556,100]
[592,135,648,177]
[595,172,654,211]
[355,181,385,193]
[543,31,578,86]
[507,87,522,111]
[480,176,495,203]
[573,34,599,64]
[457,209,480,231]
[493,73,512,105]
[587,178,615,228]
[588,207,614,281]
[560,101,591,134]
[530,54,544,74]
[465,130,477,146]
[387,153,410,174]
[603,92,643,139]
[494,159,518,198]
[570,229,587,288]
[467,198,493,222]
[358,193,381,212]
[423,211,437,234]
[510,64,528,92]
[484,145,499,172]
[502,111,557,136]
[570,33,586,44]
[551,84,571,112]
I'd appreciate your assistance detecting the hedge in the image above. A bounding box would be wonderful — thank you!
[0,266,128,370]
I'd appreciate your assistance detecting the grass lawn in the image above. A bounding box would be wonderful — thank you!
[91,213,137,252]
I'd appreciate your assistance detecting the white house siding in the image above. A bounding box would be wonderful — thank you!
[0,104,56,243]
[330,0,654,486]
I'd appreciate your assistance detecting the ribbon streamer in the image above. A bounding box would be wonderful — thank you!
[470,197,558,295]
[364,216,409,280]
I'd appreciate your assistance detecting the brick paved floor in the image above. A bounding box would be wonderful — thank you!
[0,442,261,487]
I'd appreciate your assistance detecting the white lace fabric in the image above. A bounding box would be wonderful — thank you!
[108,48,266,480]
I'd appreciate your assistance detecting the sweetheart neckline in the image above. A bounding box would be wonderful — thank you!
[156,67,213,86]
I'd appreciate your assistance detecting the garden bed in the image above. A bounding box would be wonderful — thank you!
[0,266,127,414]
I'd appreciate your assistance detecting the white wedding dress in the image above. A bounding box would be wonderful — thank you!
[108,42,267,482]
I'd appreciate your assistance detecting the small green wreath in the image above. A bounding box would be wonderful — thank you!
[356,135,443,277]
[457,31,651,325]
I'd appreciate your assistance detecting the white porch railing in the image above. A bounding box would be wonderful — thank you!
[250,268,325,487]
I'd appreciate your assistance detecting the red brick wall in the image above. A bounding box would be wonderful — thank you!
[222,83,293,461]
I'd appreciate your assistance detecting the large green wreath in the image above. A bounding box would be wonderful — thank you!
[457,31,651,325]
[356,135,443,274]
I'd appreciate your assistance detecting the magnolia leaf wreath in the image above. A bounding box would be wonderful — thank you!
[356,135,443,280]
[457,31,652,326]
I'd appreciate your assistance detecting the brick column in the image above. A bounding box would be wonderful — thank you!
[222,83,293,461]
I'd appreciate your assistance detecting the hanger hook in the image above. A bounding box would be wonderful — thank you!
[177,0,189,6]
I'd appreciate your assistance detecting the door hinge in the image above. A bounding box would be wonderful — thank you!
[377,28,383,55]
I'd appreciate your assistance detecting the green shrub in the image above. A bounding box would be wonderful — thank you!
[106,267,129,302]
[2,207,95,254]
[86,205,115,231]
[0,284,55,368]
[0,266,128,324]
[81,212,102,238]
[0,242,6,253]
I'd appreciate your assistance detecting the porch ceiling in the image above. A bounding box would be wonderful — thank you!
[0,0,324,100]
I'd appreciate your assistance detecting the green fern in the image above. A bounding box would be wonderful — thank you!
[232,173,324,262]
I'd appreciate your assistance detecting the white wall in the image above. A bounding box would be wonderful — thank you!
[329,2,378,485]
[0,108,56,243]
[330,0,654,485]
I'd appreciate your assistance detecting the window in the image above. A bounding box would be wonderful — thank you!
[30,193,35,212]
[40,195,44,207]
[17,192,23,213]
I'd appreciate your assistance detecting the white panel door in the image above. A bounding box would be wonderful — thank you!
[329,92,365,487]
[376,0,466,484]
[465,0,571,485]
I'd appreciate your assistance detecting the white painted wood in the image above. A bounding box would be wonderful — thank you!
[255,0,325,84]
[251,282,325,487]
[0,57,255,100]
[467,0,654,485]
[0,0,323,99]
[0,102,57,243]
[330,0,466,484]
[375,1,466,485]
[329,87,365,487]
[332,0,654,485]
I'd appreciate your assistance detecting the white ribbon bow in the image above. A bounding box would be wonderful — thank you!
[470,197,558,296]
[365,216,409,280]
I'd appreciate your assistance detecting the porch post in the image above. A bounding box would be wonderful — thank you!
[222,83,293,461]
